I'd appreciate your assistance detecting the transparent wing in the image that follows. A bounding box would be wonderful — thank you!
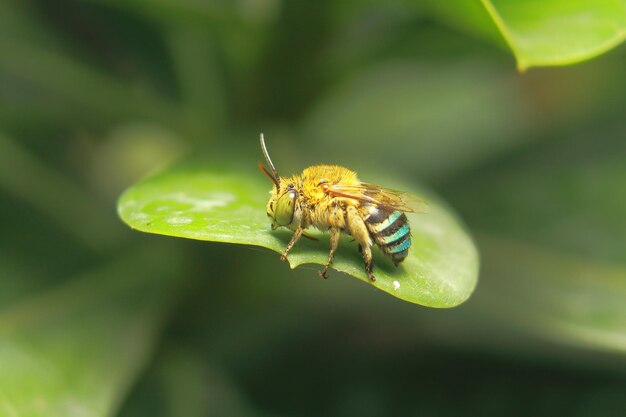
[327,182,429,213]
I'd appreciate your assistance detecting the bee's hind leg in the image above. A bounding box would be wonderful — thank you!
[347,206,376,282]
[319,227,340,279]
[360,244,376,282]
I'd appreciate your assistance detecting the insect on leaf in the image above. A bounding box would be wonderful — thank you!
[118,155,479,308]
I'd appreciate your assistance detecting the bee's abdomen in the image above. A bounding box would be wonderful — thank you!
[365,207,411,264]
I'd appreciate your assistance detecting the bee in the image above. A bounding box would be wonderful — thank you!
[258,133,427,282]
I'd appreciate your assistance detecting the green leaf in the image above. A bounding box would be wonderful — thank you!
[423,0,506,49]
[471,235,626,354]
[428,0,626,70]
[484,0,626,70]
[118,156,479,308]
[0,246,184,417]
[439,129,626,353]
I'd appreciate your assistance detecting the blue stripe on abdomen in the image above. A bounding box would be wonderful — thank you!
[380,224,410,244]
[389,236,411,253]
[369,210,402,233]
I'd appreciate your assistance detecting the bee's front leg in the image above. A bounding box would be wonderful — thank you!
[319,227,341,279]
[280,227,303,261]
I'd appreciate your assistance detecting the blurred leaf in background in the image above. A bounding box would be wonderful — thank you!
[426,0,626,70]
[1,0,626,416]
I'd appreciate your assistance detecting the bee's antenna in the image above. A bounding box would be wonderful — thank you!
[259,133,280,188]
[260,133,278,177]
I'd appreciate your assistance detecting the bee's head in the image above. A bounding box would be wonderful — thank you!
[258,133,297,229]
[266,181,297,229]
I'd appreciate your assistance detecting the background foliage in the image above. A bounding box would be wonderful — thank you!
[1,0,626,416]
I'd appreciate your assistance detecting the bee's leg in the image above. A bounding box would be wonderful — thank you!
[319,227,340,279]
[280,227,303,261]
[360,244,375,282]
[346,206,376,281]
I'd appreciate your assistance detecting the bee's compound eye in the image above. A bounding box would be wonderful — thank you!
[274,190,296,226]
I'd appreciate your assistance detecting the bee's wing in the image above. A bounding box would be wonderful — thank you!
[328,183,429,213]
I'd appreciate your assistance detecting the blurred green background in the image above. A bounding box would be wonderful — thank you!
[1,1,626,416]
